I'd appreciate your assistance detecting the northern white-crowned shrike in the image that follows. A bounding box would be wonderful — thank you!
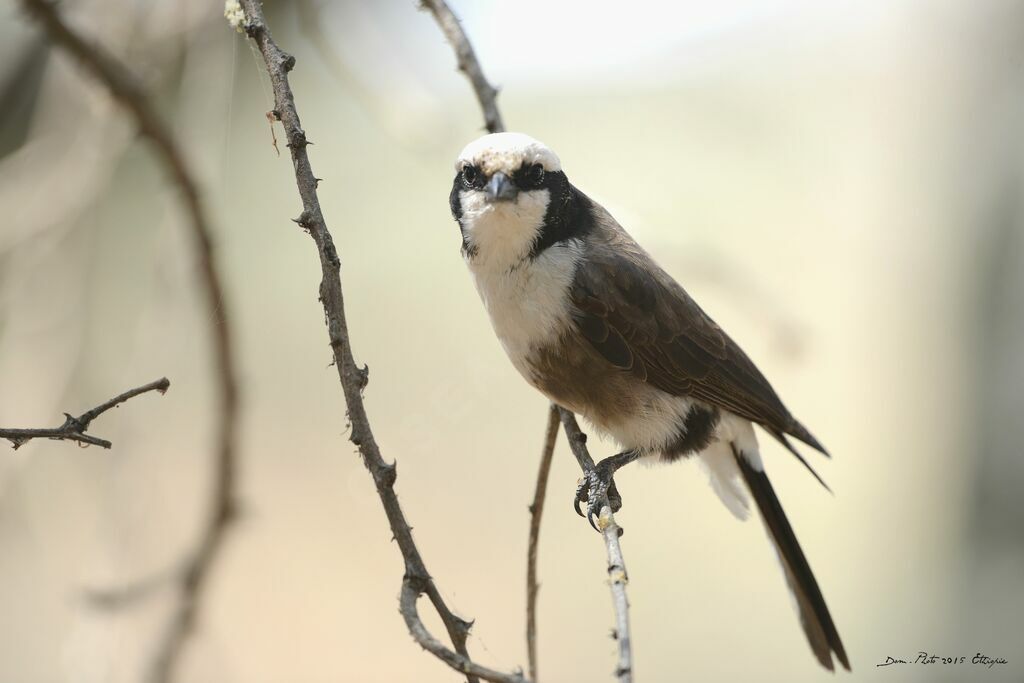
[449,132,849,672]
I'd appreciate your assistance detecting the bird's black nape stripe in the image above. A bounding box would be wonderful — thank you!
[449,175,462,221]
[733,445,850,672]
[449,174,477,257]
[529,172,593,258]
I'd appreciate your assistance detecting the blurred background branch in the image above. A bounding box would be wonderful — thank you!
[0,377,169,450]
[17,2,241,682]
[525,405,559,682]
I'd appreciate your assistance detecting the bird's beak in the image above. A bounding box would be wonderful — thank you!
[484,172,518,202]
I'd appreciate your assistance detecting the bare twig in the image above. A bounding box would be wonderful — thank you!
[236,3,529,683]
[526,404,559,682]
[0,378,170,450]
[18,3,241,682]
[558,409,634,683]
[419,0,505,134]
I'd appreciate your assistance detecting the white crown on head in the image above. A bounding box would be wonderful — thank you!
[456,132,562,176]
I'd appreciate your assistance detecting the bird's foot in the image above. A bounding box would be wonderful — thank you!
[574,461,624,531]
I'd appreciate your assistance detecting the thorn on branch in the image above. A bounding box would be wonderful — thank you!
[292,210,312,230]
[61,412,85,431]
[404,572,430,593]
[376,461,397,488]
[286,130,310,150]
[454,615,475,638]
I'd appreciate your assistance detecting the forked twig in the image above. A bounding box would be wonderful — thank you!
[0,378,170,450]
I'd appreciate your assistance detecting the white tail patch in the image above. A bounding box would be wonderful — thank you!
[698,441,751,520]
[716,412,763,471]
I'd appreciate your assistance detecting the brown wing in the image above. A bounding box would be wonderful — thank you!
[570,237,828,459]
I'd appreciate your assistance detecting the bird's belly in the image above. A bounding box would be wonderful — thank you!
[483,291,573,386]
[525,334,696,454]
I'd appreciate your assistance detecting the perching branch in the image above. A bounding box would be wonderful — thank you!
[558,409,634,683]
[0,378,170,450]
[18,3,241,682]
[526,405,559,682]
[419,0,505,134]
[235,3,528,683]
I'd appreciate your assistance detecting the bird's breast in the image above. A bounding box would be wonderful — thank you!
[467,239,583,380]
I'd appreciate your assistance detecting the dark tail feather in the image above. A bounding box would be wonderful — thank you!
[732,445,851,672]
[768,429,832,494]
[786,419,830,456]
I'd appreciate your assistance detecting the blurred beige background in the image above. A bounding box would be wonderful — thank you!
[1,0,1022,681]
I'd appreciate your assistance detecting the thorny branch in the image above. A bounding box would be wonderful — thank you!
[19,2,241,682]
[558,410,634,683]
[419,0,505,134]
[0,378,170,450]
[236,2,527,682]
[526,405,559,682]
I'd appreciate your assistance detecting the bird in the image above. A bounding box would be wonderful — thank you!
[448,131,849,672]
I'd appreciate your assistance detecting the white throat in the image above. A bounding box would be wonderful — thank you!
[459,188,550,270]
[459,188,581,381]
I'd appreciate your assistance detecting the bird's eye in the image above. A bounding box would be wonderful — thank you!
[462,165,483,188]
[523,163,545,188]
